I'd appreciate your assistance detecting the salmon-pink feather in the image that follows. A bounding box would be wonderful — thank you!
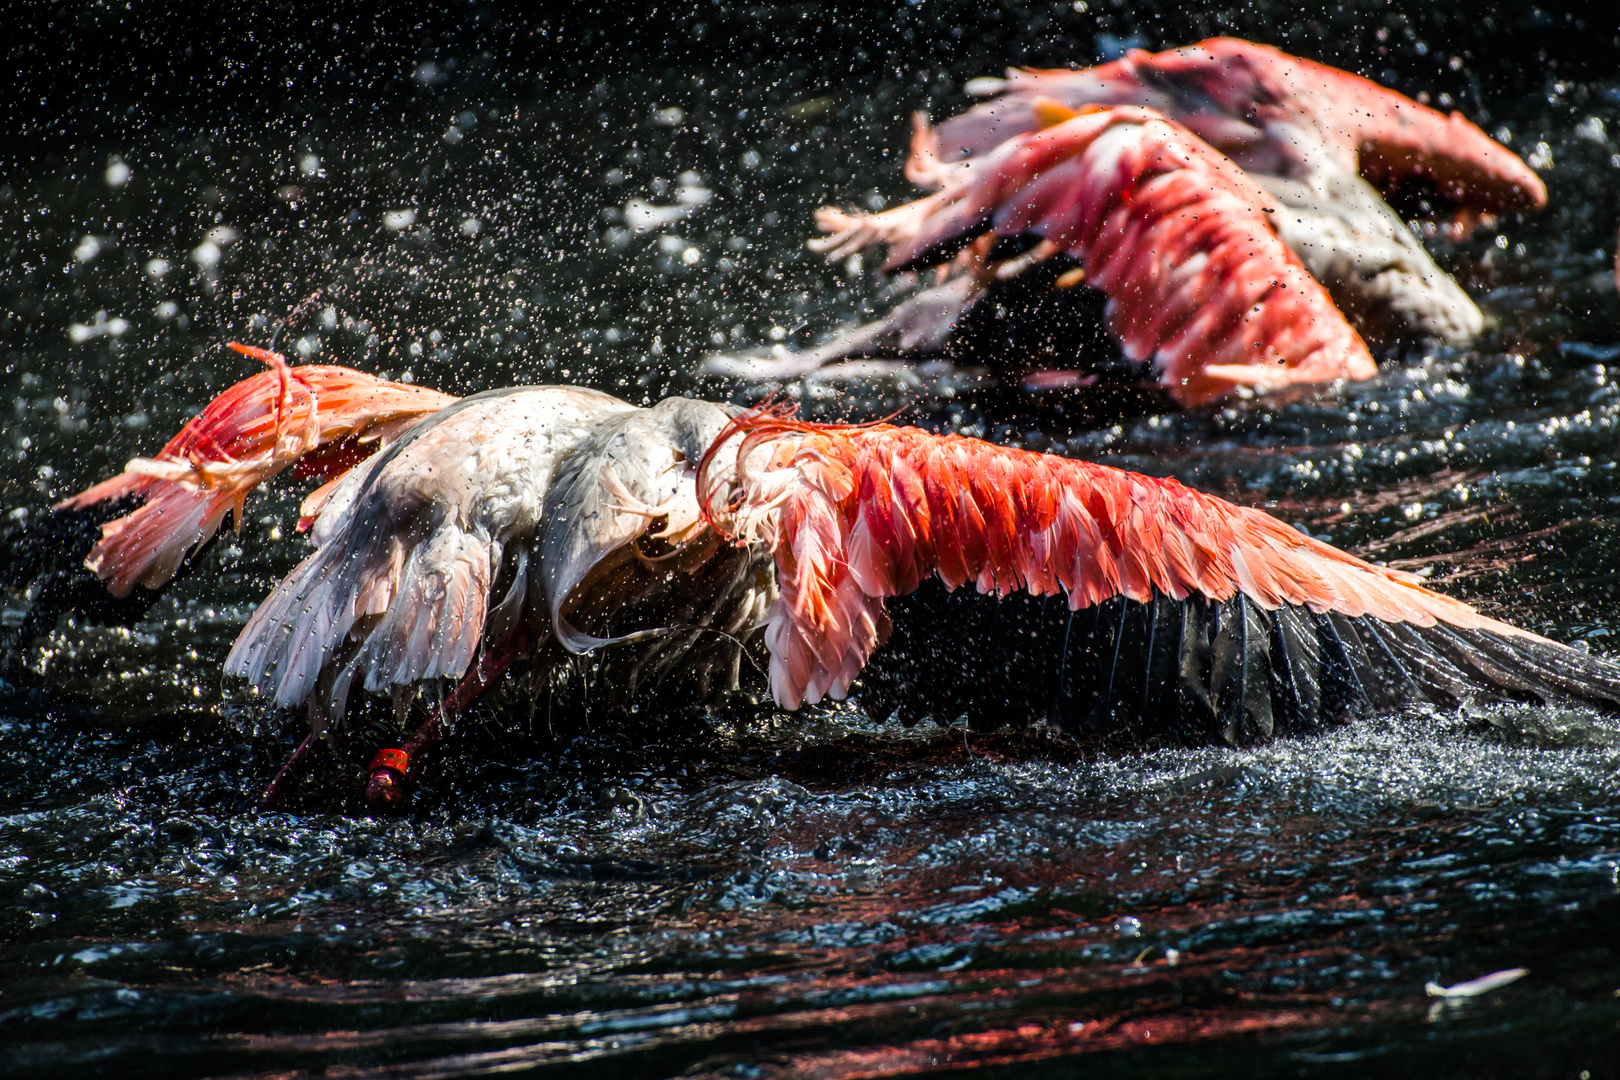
[710,420,1540,709]
[813,106,1377,405]
[58,346,456,597]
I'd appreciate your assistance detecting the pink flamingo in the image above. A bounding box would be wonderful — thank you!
[30,347,1620,810]
[705,39,1544,403]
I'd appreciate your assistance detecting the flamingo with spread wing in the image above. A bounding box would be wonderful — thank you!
[15,347,1618,810]
[704,38,1544,404]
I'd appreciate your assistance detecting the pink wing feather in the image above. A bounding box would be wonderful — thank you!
[1159,38,1546,215]
[816,106,1375,406]
[57,344,457,596]
[707,418,1533,710]
[932,38,1545,218]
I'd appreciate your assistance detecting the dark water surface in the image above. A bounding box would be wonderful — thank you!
[6,3,1620,1076]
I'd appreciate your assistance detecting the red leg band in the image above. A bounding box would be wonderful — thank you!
[369,748,411,775]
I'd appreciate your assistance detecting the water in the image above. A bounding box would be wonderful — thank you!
[5,3,1620,1076]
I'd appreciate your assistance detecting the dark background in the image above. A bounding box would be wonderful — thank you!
[10,2,1616,151]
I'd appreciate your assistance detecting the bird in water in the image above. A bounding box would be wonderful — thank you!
[11,342,1620,811]
[704,38,1545,406]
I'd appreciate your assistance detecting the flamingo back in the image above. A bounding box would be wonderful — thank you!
[224,386,634,720]
[933,38,1546,216]
[222,387,777,729]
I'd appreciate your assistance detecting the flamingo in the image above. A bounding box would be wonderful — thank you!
[704,39,1545,404]
[20,345,1620,810]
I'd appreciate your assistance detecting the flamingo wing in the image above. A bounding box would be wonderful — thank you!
[933,38,1545,218]
[710,419,1620,735]
[56,344,457,597]
[699,275,982,382]
[1175,37,1547,216]
[814,106,1376,406]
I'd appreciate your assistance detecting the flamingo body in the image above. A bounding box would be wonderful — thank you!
[226,387,633,716]
[222,387,774,727]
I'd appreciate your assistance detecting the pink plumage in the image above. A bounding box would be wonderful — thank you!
[699,39,1543,390]
[815,106,1375,405]
[57,344,455,597]
[706,416,1533,710]
[928,38,1545,220]
[47,361,1620,804]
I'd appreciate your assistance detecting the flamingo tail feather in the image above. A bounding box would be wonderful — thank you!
[56,348,456,597]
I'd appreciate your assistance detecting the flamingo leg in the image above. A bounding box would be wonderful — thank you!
[258,730,321,810]
[364,628,532,813]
